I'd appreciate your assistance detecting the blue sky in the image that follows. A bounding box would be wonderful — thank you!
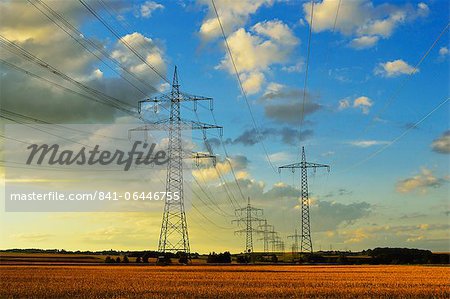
[0,0,449,253]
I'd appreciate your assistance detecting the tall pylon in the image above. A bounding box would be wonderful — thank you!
[279,146,330,253]
[133,67,221,257]
[233,197,264,253]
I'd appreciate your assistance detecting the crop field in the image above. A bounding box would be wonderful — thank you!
[0,265,449,298]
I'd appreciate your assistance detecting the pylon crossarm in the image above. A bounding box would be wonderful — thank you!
[232,219,244,226]
[192,152,216,166]
[279,162,329,170]
[234,228,264,235]
[138,98,159,114]
[179,92,212,102]
[129,119,222,133]
[278,163,301,170]
[234,229,247,235]
[155,91,212,103]
[305,162,330,171]
[188,120,222,132]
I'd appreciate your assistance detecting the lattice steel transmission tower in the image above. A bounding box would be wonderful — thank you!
[288,228,301,254]
[133,67,221,257]
[279,146,330,253]
[270,234,284,252]
[233,197,264,253]
[258,220,275,253]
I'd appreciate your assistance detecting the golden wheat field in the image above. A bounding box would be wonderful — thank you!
[0,265,449,298]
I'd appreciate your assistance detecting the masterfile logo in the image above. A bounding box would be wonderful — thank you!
[3,123,193,212]
[26,141,169,171]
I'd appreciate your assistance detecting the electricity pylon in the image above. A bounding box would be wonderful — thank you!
[258,220,275,253]
[288,228,301,254]
[233,197,264,253]
[279,146,330,253]
[270,235,284,252]
[133,67,221,257]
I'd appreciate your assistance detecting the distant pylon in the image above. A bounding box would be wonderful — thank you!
[270,234,283,252]
[133,67,221,257]
[258,220,275,253]
[233,197,264,253]
[288,228,301,254]
[279,146,330,253]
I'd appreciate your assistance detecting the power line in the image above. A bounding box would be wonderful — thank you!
[0,107,129,142]
[211,0,277,173]
[0,35,139,118]
[0,114,93,148]
[209,114,246,206]
[300,0,315,129]
[367,21,450,132]
[323,0,341,70]
[342,22,450,172]
[78,0,169,84]
[341,97,449,172]
[0,59,138,120]
[192,175,234,217]
[28,0,160,95]
[194,107,243,208]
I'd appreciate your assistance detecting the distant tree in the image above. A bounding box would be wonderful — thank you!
[336,254,348,265]
[370,248,432,264]
[116,256,121,263]
[142,256,149,263]
[236,255,250,264]
[178,253,189,264]
[207,252,232,263]
[122,255,129,263]
[105,256,112,264]
[271,254,278,263]
[156,255,172,265]
[135,257,142,263]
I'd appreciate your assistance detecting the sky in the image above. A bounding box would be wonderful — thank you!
[0,0,449,253]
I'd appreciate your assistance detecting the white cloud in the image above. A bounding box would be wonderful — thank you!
[13,233,53,242]
[217,20,299,94]
[303,0,430,48]
[281,61,304,73]
[267,151,292,163]
[348,140,389,148]
[111,32,166,78]
[353,96,373,114]
[339,96,373,114]
[252,20,298,46]
[0,1,159,123]
[349,35,379,49]
[198,0,273,41]
[431,131,450,154]
[140,1,164,18]
[263,82,285,98]
[374,59,417,77]
[439,46,449,57]
[396,168,444,194]
[338,99,350,110]
[241,71,265,94]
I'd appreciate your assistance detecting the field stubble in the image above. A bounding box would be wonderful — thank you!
[0,265,448,298]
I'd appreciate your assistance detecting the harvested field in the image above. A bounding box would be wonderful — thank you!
[0,265,448,298]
